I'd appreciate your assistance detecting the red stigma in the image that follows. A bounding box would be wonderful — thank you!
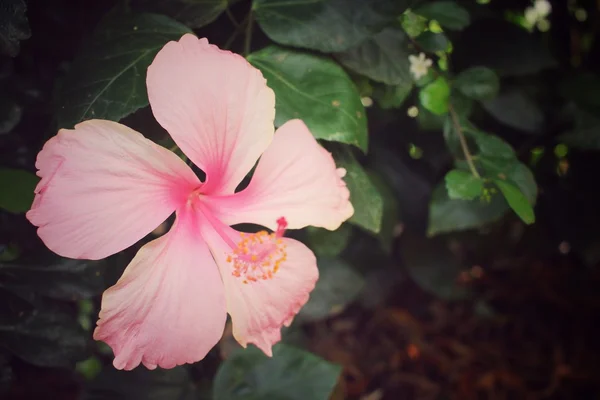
[275,217,288,238]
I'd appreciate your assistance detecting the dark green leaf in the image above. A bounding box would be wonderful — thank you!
[428,184,508,236]
[336,27,411,85]
[452,19,556,76]
[83,365,196,400]
[469,129,515,159]
[131,0,227,28]
[253,0,411,53]
[419,76,450,115]
[298,258,364,321]
[372,81,413,109]
[559,73,600,115]
[444,169,483,200]
[400,9,427,37]
[248,46,368,151]
[55,13,192,129]
[332,146,383,233]
[482,88,543,134]
[214,344,341,400]
[494,179,535,224]
[402,234,469,300]
[306,224,352,257]
[0,0,30,57]
[368,170,399,252]
[0,259,108,301]
[0,305,88,368]
[559,121,600,150]
[415,31,449,53]
[0,168,38,214]
[454,67,499,100]
[414,1,470,31]
[0,95,22,134]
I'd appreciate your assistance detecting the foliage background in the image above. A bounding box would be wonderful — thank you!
[1,0,600,398]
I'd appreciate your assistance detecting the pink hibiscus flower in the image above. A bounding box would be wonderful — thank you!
[26,34,353,370]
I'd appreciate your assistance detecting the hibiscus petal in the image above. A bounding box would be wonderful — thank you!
[205,119,354,231]
[94,209,227,370]
[147,34,275,195]
[199,218,318,356]
[26,120,199,260]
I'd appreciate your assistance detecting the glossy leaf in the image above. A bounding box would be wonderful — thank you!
[0,0,31,57]
[306,224,352,257]
[415,31,449,53]
[428,184,508,236]
[332,146,383,233]
[0,259,107,301]
[55,13,191,129]
[298,258,364,321]
[494,179,535,224]
[414,1,470,31]
[482,88,544,134]
[248,46,368,151]
[213,344,341,400]
[454,67,500,100]
[336,27,412,85]
[419,76,450,115]
[253,0,411,53]
[131,0,227,28]
[0,304,88,368]
[444,169,483,200]
[0,168,38,214]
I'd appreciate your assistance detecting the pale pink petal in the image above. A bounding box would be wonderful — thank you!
[204,119,354,231]
[26,120,200,260]
[94,208,227,370]
[147,34,275,195]
[198,215,318,356]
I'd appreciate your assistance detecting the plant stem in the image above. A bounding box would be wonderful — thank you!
[244,10,254,56]
[449,104,480,178]
[225,7,239,28]
[223,14,249,50]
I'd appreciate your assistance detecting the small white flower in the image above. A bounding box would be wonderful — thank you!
[524,6,539,25]
[534,0,552,18]
[409,52,432,80]
[361,96,373,107]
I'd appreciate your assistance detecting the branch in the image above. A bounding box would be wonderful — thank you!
[449,104,480,178]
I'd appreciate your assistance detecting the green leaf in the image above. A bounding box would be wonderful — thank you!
[253,0,411,53]
[332,146,383,233]
[372,81,413,109]
[400,9,427,38]
[401,235,469,300]
[560,73,600,115]
[428,184,508,236]
[83,365,196,400]
[336,27,411,85]
[298,258,364,321]
[494,179,535,224]
[559,115,600,150]
[414,31,449,53]
[367,170,400,252]
[469,129,515,159]
[444,169,483,200]
[306,224,352,257]
[0,259,108,301]
[419,76,450,115]
[479,157,537,205]
[0,0,31,57]
[414,1,470,31]
[0,168,38,214]
[55,13,192,129]
[482,87,543,134]
[454,67,499,100]
[0,304,88,368]
[248,46,368,151]
[214,344,341,400]
[131,0,228,28]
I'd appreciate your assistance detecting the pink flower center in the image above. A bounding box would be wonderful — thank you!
[227,218,288,284]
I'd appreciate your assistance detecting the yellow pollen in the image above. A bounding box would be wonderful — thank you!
[226,230,287,283]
